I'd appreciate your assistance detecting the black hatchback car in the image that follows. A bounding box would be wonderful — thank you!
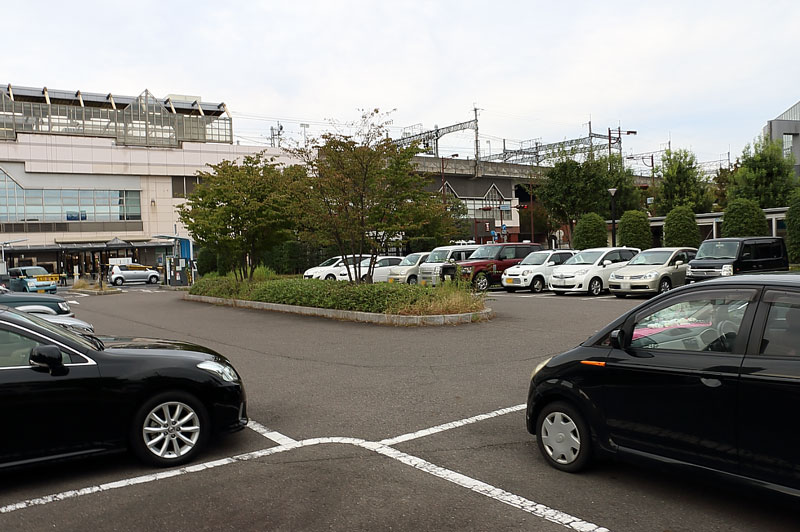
[0,306,247,469]
[527,274,800,496]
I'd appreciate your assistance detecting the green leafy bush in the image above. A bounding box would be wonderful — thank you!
[617,210,653,251]
[189,278,484,315]
[721,198,769,238]
[663,206,701,248]
[572,213,608,249]
[786,193,800,263]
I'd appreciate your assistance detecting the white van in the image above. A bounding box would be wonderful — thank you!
[417,245,479,287]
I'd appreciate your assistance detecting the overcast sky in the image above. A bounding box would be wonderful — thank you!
[3,1,799,172]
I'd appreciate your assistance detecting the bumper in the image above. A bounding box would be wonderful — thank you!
[608,278,659,294]
[210,383,248,435]
[419,273,440,286]
[549,277,586,293]
[501,275,531,288]
[25,283,58,294]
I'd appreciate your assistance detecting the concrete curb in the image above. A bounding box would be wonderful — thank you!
[66,288,123,296]
[183,293,494,326]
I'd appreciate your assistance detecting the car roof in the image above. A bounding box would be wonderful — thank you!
[637,247,696,252]
[578,247,639,252]
[431,245,479,251]
[701,272,800,287]
[701,237,783,242]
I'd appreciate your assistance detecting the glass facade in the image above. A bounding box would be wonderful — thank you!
[777,101,800,121]
[0,168,140,223]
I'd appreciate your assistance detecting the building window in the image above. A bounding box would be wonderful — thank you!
[172,176,202,198]
[0,167,141,223]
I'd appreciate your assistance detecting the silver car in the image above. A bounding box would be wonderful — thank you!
[608,247,697,297]
[108,264,160,286]
[386,252,430,285]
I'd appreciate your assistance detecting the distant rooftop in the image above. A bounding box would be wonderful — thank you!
[0,84,233,147]
[775,100,800,121]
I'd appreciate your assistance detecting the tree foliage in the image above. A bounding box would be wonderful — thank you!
[617,210,653,251]
[721,198,769,238]
[287,110,460,282]
[784,192,800,263]
[572,213,608,250]
[652,149,713,215]
[178,152,291,281]
[663,206,701,248]
[728,136,797,208]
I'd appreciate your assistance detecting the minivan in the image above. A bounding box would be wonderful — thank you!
[686,237,788,282]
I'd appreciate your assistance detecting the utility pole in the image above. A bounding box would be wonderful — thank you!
[473,106,480,178]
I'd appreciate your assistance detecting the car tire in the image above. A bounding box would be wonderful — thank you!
[114,277,124,286]
[148,275,159,284]
[536,401,592,473]
[407,275,418,285]
[130,390,209,467]
[324,274,336,281]
[658,277,672,294]
[531,277,545,293]
[504,287,517,293]
[588,277,602,296]
[552,290,565,296]
[474,272,490,291]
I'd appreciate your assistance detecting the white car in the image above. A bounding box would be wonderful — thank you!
[549,247,640,296]
[418,245,479,286]
[303,255,362,281]
[337,256,404,282]
[500,249,577,293]
[386,252,430,285]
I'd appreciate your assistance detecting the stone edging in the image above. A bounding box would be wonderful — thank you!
[66,288,122,296]
[183,293,494,326]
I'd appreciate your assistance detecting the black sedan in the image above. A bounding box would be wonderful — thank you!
[527,274,800,497]
[0,306,247,469]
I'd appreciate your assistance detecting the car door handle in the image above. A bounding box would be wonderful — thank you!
[700,377,722,388]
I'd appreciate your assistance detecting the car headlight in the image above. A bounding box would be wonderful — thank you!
[521,269,532,276]
[721,264,734,276]
[58,302,70,312]
[686,265,692,275]
[574,268,589,277]
[197,360,240,382]
[461,266,472,274]
[643,270,659,280]
[609,272,618,280]
[27,280,37,287]
[531,357,553,379]
[433,266,441,274]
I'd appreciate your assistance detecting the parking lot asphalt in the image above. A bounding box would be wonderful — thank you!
[2,288,798,531]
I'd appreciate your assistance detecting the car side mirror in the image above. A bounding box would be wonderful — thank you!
[609,329,625,349]
[547,261,555,266]
[30,345,65,374]
[674,260,684,267]
[603,260,612,266]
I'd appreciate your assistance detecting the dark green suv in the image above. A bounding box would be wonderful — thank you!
[0,287,73,316]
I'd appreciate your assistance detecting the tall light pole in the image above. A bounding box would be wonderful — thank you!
[440,153,458,206]
[300,123,309,146]
[608,188,618,247]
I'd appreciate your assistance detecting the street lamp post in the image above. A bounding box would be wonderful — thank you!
[608,188,618,247]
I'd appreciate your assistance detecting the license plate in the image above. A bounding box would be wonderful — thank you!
[622,283,630,290]
[420,280,427,286]
[37,289,45,293]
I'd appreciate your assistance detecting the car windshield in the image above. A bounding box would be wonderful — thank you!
[468,245,501,260]
[1,307,97,351]
[427,250,451,262]
[23,267,49,276]
[343,256,364,266]
[520,252,549,265]
[318,257,340,267]
[696,241,740,259]
[399,253,422,266]
[628,250,673,266]
[564,251,603,265]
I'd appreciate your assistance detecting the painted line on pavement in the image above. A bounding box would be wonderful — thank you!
[1,407,611,532]
[379,404,526,446]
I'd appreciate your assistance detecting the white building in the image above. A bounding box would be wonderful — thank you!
[0,84,294,277]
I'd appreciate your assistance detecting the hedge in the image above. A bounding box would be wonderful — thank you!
[573,213,608,249]
[663,206,701,248]
[721,198,769,238]
[618,210,653,251]
[786,193,800,263]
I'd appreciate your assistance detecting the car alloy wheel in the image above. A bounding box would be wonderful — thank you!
[325,274,336,281]
[407,275,418,285]
[474,272,489,291]
[148,275,159,284]
[131,391,208,466]
[659,278,672,293]
[114,277,124,286]
[531,277,544,293]
[536,401,591,472]
[588,278,602,296]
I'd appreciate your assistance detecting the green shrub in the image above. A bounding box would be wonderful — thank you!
[572,213,608,249]
[196,248,217,276]
[617,210,653,251]
[189,277,484,315]
[786,193,800,263]
[721,198,769,238]
[663,206,701,248]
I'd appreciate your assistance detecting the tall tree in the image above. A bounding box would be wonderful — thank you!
[178,152,291,281]
[287,110,456,282]
[728,136,797,208]
[652,149,713,215]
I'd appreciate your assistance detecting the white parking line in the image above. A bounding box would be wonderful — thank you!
[0,406,611,532]
[67,300,80,305]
